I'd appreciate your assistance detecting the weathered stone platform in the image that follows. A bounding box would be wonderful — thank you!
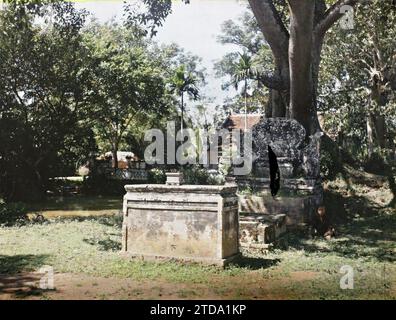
[218,117,323,248]
[239,213,287,249]
[237,184,323,227]
[121,184,240,266]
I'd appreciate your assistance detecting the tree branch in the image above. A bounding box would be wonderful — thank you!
[256,73,287,90]
[315,0,361,37]
[248,0,289,66]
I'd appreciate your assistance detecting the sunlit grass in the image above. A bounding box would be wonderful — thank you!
[0,212,394,299]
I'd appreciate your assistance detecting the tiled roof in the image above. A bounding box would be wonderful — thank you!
[222,114,263,130]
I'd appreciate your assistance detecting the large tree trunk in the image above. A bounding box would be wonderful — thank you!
[371,84,388,150]
[375,115,387,149]
[288,0,316,136]
[249,0,358,135]
[249,0,290,119]
[366,114,375,158]
[267,64,289,118]
[112,148,118,169]
[267,88,288,117]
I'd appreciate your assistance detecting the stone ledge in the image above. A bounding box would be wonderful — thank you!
[236,177,322,193]
[124,184,237,195]
[240,213,287,247]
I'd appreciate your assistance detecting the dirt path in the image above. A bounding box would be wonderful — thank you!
[0,271,319,300]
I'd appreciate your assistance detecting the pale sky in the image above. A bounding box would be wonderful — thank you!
[74,0,249,121]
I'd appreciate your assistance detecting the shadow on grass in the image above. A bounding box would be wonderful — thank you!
[232,256,281,270]
[27,196,122,212]
[0,254,53,298]
[52,214,123,228]
[83,237,122,251]
[0,254,50,274]
[281,188,396,263]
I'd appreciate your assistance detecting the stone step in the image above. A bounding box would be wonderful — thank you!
[239,213,287,249]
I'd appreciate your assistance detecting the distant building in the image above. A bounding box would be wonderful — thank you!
[94,151,147,181]
[217,113,263,169]
[103,151,139,169]
[221,114,262,131]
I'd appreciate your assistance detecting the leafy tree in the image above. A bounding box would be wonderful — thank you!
[319,0,396,161]
[0,1,95,201]
[229,52,258,130]
[215,11,272,116]
[83,23,170,169]
[127,0,365,136]
[169,65,200,134]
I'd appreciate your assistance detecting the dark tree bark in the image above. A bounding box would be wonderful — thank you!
[288,0,315,134]
[248,0,360,136]
[249,0,290,118]
[112,147,119,169]
[267,88,287,117]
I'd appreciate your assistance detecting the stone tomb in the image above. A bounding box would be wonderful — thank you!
[236,118,323,247]
[121,184,240,266]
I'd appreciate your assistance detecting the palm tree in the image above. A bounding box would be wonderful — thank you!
[169,65,200,135]
[231,52,257,131]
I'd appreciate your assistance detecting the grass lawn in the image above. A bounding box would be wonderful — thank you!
[0,169,395,300]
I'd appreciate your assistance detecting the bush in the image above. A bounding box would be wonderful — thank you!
[81,175,127,196]
[147,168,166,184]
[182,166,209,184]
[0,201,29,226]
[182,166,224,185]
[363,152,387,175]
[320,135,344,180]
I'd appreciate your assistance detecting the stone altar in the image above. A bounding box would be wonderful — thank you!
[121,184,240,266]
[236,117,323,230]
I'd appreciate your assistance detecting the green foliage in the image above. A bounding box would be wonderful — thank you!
[0,202,29,226]
[168,64,201,130]
[0,2,206,202]
[320,136,344,180]
[147,168,166,184]
[0,1,96,201]
[83,22,171,164]
[182,166,210,185]
[182,165,223,185]
[215,10,271,113]
[238,185,253,195]
[319,0,396,163]
[169,65,200,100]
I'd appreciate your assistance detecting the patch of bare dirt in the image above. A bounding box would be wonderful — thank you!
[0,271,320,300]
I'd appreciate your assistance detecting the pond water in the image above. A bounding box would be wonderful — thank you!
[27,196,121,218]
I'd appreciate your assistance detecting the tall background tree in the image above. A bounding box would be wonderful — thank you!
[83,22,170,169]
[215,11,272,116]
[230,52,258,130]
[129,0,364,136]
[319,0,396,164]
[0,1,205,201]
[169,65,200,134]
[0,1,95,201]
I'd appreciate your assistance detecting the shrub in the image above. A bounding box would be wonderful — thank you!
[0,201,29,226]
[147,168,166,184]
[320,135,343,180]
[81,175,127,196]
[363,152,387,175]
[182,166,224,185]
[182,166,209,185]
